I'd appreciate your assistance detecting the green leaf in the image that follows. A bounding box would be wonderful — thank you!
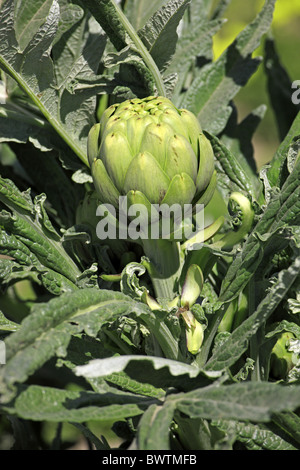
[84,0,166,96]
[207,131,260,201]
[272,412,300,446]
[0,310,19,332]
[0,0,106,166]
[187,0,213,23]
[168,18,225,105]
[2,385,154,422]
[170,381,300,422]
[14,0,53,51]
[212,419,298,450]
[0,289,152,398]
[124,0,169,31]
[205,256,300,372]
[221,104,266,180]
[0,175,81,288]
[75,355,203,380]
[10,144,81,229]
[266,111,300,188]
[135,402,176,450]
[138,0,191,72]
[264,37,300,141]
[219,161,300,303]
[181,0,276,134]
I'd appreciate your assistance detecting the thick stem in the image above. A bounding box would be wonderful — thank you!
[141,238,183,302]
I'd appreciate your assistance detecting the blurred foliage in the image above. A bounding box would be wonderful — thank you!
[213,0,300,167]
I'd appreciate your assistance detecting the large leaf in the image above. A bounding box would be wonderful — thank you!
[266,111,300,188]
[1,385,156,422]
[181,0,276,134]
[219,160,300,303]
[0,175,81,293]
[0,0,107,166]
[0,288,151,399]
[170,381,300,422]
[205,255,300,372]
[138,0,190,72]
[264,38,300,141]
[168,17,225,105]
[84,0,165,96]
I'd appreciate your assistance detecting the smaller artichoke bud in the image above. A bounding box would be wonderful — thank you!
[181,310,204,355]
[270,332,296,380]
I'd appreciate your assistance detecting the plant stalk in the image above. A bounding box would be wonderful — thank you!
[141,238,183,302]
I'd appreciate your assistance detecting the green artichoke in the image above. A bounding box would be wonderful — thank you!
[88,96,216,214]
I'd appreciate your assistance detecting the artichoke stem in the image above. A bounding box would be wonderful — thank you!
[141,239,183,302]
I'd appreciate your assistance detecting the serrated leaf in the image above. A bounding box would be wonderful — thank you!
[207,131,260,201]
[14,0,53,51]
[212,419,298,450]
[168,18,225,104]
[0,289,151,398]
[124,0,169,31]
[205,256,300,372]
[181,0,276,134]
[0,0,106,166]
[219,161,300,303]
[135,402,176,450]
[170,381,300,422]
[2,385,154,422]
[138,0,190,72]
[264,38,300,141]
[266,111,300,189]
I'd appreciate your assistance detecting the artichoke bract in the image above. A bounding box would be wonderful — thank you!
[88,96,216,214]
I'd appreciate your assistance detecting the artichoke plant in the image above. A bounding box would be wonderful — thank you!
[88,96,216,215]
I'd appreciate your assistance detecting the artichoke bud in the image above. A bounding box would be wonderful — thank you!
[181,310,204,355]
[270,332,296,379]
[88,96,216,229]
